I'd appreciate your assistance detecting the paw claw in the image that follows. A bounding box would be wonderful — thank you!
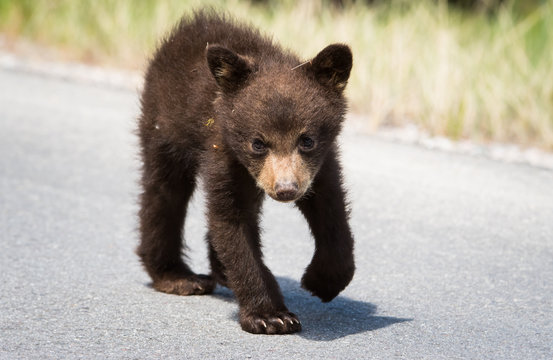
[240,311,301,335]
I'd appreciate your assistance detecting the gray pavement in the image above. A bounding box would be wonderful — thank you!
[1,67,552,359]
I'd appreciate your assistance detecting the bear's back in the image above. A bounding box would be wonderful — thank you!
[148,11,297,84]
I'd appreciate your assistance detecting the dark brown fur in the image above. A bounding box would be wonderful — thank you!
[137,11,355,335]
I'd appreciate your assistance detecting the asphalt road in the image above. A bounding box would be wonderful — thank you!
[1,67,552,359]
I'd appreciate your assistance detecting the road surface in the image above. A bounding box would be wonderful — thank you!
[1,67,552,359]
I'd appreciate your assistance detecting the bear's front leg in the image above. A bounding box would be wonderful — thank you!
[296,148,355,302]
[205,156,301,334]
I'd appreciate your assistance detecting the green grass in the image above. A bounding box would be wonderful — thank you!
[1,0,552,149]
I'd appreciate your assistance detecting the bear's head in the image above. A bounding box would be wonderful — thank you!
[207,43,352,202]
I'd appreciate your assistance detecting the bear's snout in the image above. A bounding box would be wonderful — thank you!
[274,180,299,202]
[257,152,311,202]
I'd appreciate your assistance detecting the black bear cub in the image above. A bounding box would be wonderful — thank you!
[137,11,355,335]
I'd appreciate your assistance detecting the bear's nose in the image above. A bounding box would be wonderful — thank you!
[274,181,299,202]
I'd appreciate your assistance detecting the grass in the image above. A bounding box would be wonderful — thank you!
[1,0,552,149]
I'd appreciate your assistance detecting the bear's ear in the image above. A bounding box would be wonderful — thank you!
[206,45,254,92]
[306,44,352,92]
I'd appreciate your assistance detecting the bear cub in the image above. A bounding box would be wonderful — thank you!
[137,11,355,335]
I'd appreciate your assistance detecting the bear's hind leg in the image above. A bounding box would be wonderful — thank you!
[207,240,228,287]
[137,145,214,296]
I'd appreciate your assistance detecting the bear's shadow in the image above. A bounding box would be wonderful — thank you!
[212,276,411,341]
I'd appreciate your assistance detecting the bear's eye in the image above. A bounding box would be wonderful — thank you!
[299,135,315,151]
[251,138,267,154]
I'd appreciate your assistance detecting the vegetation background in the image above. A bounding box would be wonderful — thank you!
[0,0,551,150]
